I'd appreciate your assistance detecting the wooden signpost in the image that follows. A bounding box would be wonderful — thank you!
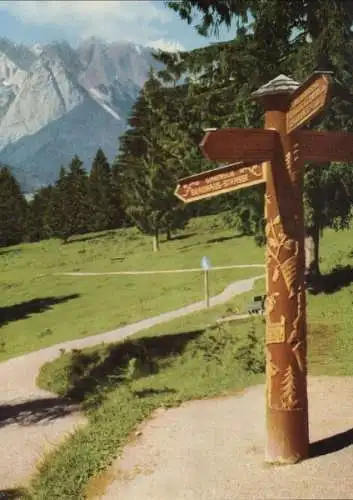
[175,71,353,465]
[200,128,278,163]
[286,72,332,134]
[175,162,266,203]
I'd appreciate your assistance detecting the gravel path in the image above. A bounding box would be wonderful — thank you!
[102,376,353,500]
[0,275,263,490]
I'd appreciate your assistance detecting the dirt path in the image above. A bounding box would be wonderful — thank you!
[0,275,263,490]
[102,376,353,500]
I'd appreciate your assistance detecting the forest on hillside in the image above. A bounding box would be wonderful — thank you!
[1,0,353,281]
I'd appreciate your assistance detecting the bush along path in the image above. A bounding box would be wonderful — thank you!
[0,274,264,491]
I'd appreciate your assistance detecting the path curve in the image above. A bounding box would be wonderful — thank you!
[102,377,353,500]
[0,275,263,489]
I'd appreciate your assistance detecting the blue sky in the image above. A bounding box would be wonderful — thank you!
[0,1,236,51]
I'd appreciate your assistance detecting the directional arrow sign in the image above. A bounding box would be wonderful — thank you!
[199,128,278,164]
[295,130,353,163]
[286,72,332,134]
[175,162,266,203]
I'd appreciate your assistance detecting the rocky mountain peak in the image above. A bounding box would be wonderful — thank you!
[0,37,162,192]
[0,37,36,70]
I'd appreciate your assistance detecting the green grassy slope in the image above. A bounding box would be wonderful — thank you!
[0,215,264,360]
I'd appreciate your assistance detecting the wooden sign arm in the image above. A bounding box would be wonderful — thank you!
[293,130,353,163]
[199,128,279,163]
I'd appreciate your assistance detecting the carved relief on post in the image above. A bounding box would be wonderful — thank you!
[280,364,300,410]
[264,138,306,414]
[287,285,306,374]
[265,215,298,299]
[292,341,306,374]
[266,292,280,315]
[267,355,304,411]
[266,348,280,409]
[283,142,304,237]
[287,285,305,344]
[285,142,301,185]
[267,316,286,344]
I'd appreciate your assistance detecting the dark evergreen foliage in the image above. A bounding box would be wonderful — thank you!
[0,165,27,247]
[0,149,127,247]
[114,70,193,249]
[88,148,116,232]
[158,0,353,275]
[26,185,53,242]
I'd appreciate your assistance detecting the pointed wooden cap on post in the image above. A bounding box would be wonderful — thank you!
[251,74,300,110]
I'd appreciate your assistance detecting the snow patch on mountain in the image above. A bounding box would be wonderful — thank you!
[100,102,121,120]
[88,87,121,120]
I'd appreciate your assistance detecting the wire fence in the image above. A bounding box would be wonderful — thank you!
[54,264,265,277]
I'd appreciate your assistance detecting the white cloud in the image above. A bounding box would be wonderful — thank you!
[0,1,173,45]
[148,39,185,52]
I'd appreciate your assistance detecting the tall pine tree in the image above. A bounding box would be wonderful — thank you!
[26,185,53,242]
[46,156,89,242]
[88,148,115,232]
[0,165,27,247]
[115,70,190,250]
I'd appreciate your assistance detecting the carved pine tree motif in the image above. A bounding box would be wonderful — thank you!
[281,365,299,410]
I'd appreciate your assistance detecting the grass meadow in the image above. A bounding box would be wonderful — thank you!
[0,215,264,361]
[1,214,352,498]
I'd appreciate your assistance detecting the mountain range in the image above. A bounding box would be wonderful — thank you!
[0,36,160,191]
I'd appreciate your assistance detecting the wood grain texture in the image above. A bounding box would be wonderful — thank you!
[199,128,278,163]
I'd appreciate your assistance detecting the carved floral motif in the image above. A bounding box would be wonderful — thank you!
[266,217,298,298]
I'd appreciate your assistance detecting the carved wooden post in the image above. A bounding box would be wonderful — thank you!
[176,71,353,466]
[252,76,309,463]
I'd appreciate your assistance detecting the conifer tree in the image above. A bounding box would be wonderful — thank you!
[115,70,191,250]
[45,166,67,240]
[88,148,114,232]
[0,165,27,247]
[26,185,53,242]
[46,157,89,242]
[64,155,90,240]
